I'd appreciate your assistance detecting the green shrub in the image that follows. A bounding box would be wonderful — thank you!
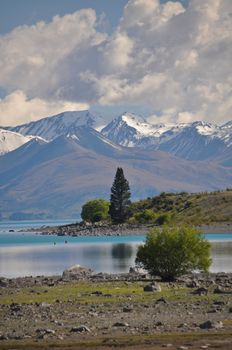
[155,213,171,225]
[136,225,212,281]
[133,209,157,223]
[81,199,110,223]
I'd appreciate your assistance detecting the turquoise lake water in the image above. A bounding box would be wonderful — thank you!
[0,220,232,277]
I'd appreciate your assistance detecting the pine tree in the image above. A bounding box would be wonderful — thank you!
[109,167,131,224]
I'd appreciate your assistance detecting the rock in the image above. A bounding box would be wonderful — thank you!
[213,300,225,305]
[10,303,21,312]
[129,266,147,275]
[213,286,224,294]
[186,280,200,288]
[192,287,208,295]
[36,328,55,335]
[199,320,223,329]
[144,283,161,292]
[178,323,188,328]
[70,325,91,333]
[91,291,103,296]
[0,334,8,340]
[62,265,93,280]
[123,306,133,313]
[162,343,173,347]
[155,297,167,304]
[113,322,129,327]
[0,278,8,287]
[41,302,51,308]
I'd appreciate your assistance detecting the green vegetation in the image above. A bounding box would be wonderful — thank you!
[81,187,232,225]
[81,199,110,223]
[109,167,131,224]
[130,189,232,225]
[136,225,212,281]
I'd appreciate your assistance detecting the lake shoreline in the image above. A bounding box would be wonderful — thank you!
[23,221,232,236]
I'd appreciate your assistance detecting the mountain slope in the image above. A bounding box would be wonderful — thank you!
[0,130,231,218]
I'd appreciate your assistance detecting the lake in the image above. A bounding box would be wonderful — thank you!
[0,220,232,278]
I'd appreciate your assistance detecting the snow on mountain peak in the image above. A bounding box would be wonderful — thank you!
[0,128,35,155]
[9,110,98,141]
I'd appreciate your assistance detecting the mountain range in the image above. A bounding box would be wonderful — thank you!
[0,110,232,219]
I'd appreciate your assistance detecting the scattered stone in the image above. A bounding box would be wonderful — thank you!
[113,322,129,327]
[70,325,91,333]
[177,346,189,350]
[199,320,223,329]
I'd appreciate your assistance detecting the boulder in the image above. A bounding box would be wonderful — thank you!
[144,283,161,292]
[70,325,91,333]
[199,320,223,329]
[192,287,208,295]
[62,265,93,280]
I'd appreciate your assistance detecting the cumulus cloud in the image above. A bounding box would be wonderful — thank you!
[0,90,88,126]
[0,0,232,125]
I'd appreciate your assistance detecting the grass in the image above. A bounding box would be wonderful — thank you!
[0,280,226,306]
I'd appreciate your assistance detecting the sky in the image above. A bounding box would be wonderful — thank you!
[0,0,231,126]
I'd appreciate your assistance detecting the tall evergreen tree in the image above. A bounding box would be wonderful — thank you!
[109,167,131,223]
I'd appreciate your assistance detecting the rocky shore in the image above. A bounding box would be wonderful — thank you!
[0,267,231,349]
[21,221,232,237]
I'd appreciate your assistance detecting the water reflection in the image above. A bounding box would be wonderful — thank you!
[0,241,231,278]
[111,244,134,269]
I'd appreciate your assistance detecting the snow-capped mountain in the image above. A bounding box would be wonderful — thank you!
[2,109,232,161]
[1,128,231,218]
[7,110,100,141]
[0,129,35,155]
[102,113,232,160]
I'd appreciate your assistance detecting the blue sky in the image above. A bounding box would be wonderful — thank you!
[0,0,231,126]
[0,0,189,34]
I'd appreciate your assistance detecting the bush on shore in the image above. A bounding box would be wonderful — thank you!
[136,225,212,281]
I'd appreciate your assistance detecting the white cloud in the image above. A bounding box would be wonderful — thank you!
[0,90,88,126]
[0,9,106,100]
[0,0,232,125]
[102,32,134,70]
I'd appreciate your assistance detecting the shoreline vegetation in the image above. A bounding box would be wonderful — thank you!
[0,270,231,349]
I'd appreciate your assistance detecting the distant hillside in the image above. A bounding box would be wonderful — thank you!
[130,189,232,225]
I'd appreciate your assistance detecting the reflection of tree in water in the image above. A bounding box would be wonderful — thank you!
[111,244,133,261]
